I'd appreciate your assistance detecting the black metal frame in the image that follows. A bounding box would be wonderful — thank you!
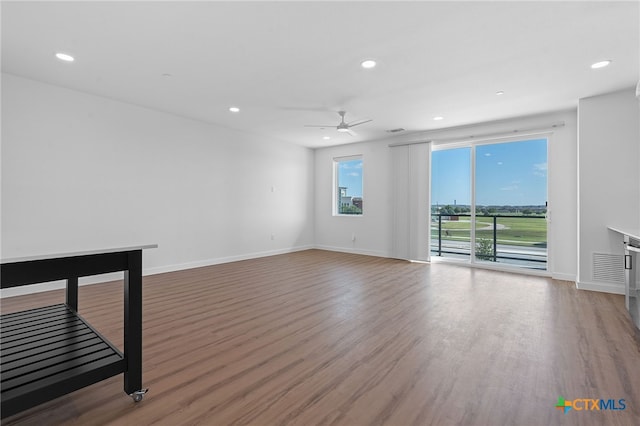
[431,213,547,265]
[1,249,145,418]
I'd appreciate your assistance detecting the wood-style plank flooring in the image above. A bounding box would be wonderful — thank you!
[2,249,639,425]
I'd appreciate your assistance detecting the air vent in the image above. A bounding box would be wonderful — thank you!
[592,253,625,284]
[386,128,405,133]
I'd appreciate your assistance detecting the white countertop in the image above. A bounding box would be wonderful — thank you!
[608,227,640,241]
[1,244,158,264]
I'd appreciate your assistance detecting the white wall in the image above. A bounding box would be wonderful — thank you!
[1,73,315,296]
[315,110,579,281]
[6,73,635,297]
[577,88,640,293]
[314,139,392,257]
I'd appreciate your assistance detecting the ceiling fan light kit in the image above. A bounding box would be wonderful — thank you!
[304,110,372,136]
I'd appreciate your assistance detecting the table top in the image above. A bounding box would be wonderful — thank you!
[1,244,158,264]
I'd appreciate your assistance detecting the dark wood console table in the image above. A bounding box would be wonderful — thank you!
[1,244,157,418]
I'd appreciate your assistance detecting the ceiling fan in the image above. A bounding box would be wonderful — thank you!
[305,111,372,136]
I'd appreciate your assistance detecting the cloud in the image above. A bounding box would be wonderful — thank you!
[533,163,547,171]
[348,172,360,177]
[533,162,547,177]
[340,161,363,170]
[484,153,491,157]
[500,184,518,191]
[497,161,503,165]
[533,162,547,171]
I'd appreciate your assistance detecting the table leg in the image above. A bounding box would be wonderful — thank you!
[123,250,143,395]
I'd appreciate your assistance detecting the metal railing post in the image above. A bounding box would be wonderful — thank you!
[493,216,497,262]
[438,214,442,256]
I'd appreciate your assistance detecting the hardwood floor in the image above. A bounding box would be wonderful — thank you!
[2,249,639,425]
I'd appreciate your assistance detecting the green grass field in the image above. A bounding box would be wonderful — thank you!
[431,216,547,247]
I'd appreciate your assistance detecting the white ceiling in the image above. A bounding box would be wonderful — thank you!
[2,1,638,148]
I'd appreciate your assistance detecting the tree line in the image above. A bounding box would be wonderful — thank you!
[433,205,546,216]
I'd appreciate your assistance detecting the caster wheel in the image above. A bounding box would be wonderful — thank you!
[130,388,148,402]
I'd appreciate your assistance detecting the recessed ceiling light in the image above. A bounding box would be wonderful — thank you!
[361,59,377,69]
[229,107,240,113]
[433,116,444,121]
[496,91,505,96]
[55,53,74,62]
[323,136,331,140]
[162,73,172,78]
[591,60,611,69]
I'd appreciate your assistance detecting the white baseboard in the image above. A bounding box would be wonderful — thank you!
[576,280,625,295]
[1,245,592,298]
[144,245,314,275]
[0,273,125,298]
[551,272,576,282]
[313,245,389,258]
[0,245,314,298]
[1,281,68,298]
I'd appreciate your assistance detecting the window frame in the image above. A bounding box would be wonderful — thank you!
[333,155,364,217]
[431,135,549,271]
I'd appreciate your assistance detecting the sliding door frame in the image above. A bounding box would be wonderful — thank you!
[431,133,550,273]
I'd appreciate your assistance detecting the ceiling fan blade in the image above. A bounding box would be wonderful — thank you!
[304,124,334,128]
[279,106,332,112]
[346,129,358,136]
[347,119,372,128]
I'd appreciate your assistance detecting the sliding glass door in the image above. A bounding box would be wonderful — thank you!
[431,138,548,270]
[431,147,472,261]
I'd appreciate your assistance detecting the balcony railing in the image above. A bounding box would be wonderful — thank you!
[431,213,547,269]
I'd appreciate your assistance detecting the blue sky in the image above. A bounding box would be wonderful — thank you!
[337,159,363,197]
[432,138,547,206]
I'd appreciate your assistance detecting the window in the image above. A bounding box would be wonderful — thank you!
[334,156,363,215]
[431,138,548,270]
